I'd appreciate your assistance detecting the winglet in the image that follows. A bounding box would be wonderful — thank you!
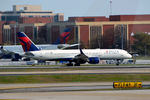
[80,48,84,54]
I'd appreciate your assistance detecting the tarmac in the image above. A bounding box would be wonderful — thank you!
[0,82,150,100]
[1,59,150,66]
[0,90,150,100]
[0,60,150,100]
[1,68,150,76]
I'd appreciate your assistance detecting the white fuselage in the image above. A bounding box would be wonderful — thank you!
[27,49,132,60]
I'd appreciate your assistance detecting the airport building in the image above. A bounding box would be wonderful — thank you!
[46,15,150,50]
[1,5,150,51]
[0,5,64,45]
[0,5,64,23]
[2,15,150,51]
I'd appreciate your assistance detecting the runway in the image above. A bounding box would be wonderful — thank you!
[0,85,112,93]
[1,68,150,76]
[0,65,150,69]
[0,83,150,100]
[0,82,150,93]
[1,65,150,100]
[1,90,150,100]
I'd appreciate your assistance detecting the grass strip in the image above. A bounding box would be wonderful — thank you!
[0,74,150,83]
[136,56,150,60]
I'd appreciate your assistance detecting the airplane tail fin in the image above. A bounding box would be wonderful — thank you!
[55,28,72,44]
[17,32,40,52]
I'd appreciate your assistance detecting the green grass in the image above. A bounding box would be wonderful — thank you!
[136,56,150,60]
[0,74,150,83]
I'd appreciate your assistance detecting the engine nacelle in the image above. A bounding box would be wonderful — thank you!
[88,57,100,64]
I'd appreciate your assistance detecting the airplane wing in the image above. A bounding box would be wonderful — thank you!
[56,49,98,66]
[68,48,99,66]
[0,46,15,55]
[0,46,22,61]
[57,44,80,49]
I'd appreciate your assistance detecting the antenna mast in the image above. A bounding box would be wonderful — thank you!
[110,0,112,15]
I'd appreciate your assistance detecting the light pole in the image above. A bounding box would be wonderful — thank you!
[145,45,147,57]
[14,22,18,45]
[109,0,112,15]
[14,24,16,45]
[130,32,134,52]
[121,24,124,49]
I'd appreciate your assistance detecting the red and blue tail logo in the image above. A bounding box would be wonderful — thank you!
[17,32,40,52]
[55,28,72,44]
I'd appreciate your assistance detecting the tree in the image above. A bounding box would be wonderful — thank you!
[113,31,122,49]
[132,32,150,56]
[113,25,127,49]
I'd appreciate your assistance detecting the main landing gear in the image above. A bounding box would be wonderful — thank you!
[66,62,73,66]
[116,59,123,66]
[66,62,80,66]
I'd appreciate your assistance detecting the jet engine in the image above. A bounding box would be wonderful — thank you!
[88,57,99,64]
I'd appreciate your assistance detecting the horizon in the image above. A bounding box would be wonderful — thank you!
[0,0,150,20]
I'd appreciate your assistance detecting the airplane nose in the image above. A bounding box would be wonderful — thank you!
[128,54,132,58]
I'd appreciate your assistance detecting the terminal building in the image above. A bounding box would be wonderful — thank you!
[0,5,64,45]
[47,15,150,50]
[1,5,150,51]
[0,5,64,23]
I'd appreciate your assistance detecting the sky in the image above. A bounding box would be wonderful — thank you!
[0,0,150,20]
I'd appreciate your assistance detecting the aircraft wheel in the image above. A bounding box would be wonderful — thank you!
[12,58,19,61]
[116,63,119,66]
[75,63,80,66]
[67,63,73,66]
[116,59,120,66]
[23,58,30,61]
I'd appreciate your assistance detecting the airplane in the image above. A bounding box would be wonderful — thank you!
[0,46,22,61]
[0,44,58,61]
[0,28,74,61]
[17,32,132,66]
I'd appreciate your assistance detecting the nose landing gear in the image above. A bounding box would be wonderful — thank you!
[116,59,123,66]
